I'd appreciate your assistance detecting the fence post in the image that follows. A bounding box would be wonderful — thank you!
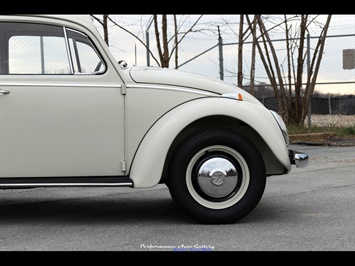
[218,26,224,80]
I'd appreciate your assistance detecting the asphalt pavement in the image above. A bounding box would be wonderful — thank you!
[0,144,354,252]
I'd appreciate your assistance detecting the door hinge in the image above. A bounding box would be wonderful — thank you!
[121,160,127,172]
[121,84,126,95]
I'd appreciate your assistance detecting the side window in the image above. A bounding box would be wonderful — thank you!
[66,29,105,74]
[0,21,105,75]
[3,22,70,74]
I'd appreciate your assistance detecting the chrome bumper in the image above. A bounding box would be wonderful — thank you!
[289,150,309,168]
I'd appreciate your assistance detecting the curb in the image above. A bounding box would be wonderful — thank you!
[289,132,355,146]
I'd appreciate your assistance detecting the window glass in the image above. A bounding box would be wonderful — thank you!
[9,35,70,74]
[2,22,70,74]
[66,29,105,74]
[0,22,105,75]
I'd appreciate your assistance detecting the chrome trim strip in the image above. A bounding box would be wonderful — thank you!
[126,83,215,96]
[0,176,133,188]
[1,82,212,94]
[0,82,122,88]
[0,182,133,187]
[221,93,241,100]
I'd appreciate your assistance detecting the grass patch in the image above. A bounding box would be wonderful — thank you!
[288,125,355,137]
[338,126,355,136]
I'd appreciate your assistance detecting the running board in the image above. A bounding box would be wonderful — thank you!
[0,176,133,189]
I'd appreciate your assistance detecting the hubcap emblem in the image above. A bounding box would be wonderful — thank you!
[210,171,225,186]
[197,156,239,198]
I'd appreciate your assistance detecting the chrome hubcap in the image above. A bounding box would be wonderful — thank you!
[197,157,238,198]
[186,145,250,209]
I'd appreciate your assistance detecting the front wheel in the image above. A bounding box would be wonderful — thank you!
[168,129,266,224]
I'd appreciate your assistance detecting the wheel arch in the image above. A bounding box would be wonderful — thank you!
[161,115,285,184]
[129,98,290,188]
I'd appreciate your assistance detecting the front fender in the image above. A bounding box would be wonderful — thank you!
[129,97,290,188]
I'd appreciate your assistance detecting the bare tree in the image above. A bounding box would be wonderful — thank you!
[301,15,332,125]
[237,15,258,91]
[153,15,203,68]
[245,15,260,96]
[93,15,203,69]
[91,14,109,45]
[246,15,332,126]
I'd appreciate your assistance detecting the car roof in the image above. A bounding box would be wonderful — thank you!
[1,14,95,28]
[31,14,94,25]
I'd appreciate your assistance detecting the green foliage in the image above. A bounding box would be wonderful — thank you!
[338,126,355,136]
[288,125,355,136]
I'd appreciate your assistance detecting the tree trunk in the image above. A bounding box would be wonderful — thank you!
[257,18,288,122]
[247,15,259,96]
[103,15,109,46]
[293,15,307,125]
[173,15,178,69]
[300,15,332,126]
[161,15,169,68]
[153,15,164,66]
[237,15,244,88]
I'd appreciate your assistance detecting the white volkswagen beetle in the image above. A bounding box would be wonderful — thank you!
[0,15,308,224]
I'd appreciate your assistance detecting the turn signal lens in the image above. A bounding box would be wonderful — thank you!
[238,93,243,101]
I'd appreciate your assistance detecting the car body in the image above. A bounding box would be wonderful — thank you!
[0,15,308,223]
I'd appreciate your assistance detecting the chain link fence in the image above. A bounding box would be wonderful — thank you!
[259,95,355,127]
[94,15,355,127]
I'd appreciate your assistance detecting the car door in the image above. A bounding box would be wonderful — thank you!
[0,20,125,178]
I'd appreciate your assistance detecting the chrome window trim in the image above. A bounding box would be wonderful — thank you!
[65,27,107,75]
[0,82,121,89]
[63,26,74,74]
